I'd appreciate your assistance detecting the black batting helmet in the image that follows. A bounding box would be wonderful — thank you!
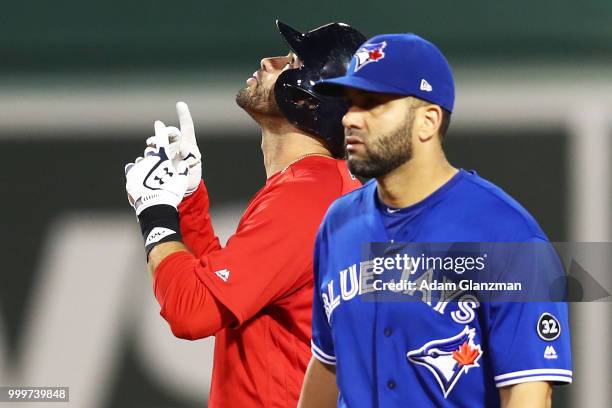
[274,21,366,158]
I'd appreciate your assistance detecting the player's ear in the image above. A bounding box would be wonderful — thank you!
[416,103,442,143]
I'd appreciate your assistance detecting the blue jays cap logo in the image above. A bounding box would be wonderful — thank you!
[353,41,386,72]
[407,326,483,398]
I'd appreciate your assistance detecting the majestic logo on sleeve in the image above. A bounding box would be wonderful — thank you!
[544,345,558,359]
[214,269,230,282]
[353,42,387,72]
[407,326,483,398]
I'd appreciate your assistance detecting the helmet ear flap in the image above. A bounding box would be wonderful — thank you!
[284,87,320,110]
[275,68,322,133]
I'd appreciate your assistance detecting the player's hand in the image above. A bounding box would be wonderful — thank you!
[145,101,202,197]
[125,121,189,216]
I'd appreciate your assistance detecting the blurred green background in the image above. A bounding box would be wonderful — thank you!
[3,0,612,74]
[0,1,610,407]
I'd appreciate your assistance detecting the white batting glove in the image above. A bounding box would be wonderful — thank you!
[126,121,189,216]
[145,101,202,197]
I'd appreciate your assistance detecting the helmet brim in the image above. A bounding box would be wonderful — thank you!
[276,20,307,58]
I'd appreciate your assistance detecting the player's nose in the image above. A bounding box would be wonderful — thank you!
[261,55,292,72]
[342,106,365,130]
[260,57,275,72]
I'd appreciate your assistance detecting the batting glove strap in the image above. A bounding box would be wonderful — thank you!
[138,205,183,259]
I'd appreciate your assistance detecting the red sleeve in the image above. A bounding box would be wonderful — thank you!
[178,180,222,257]
[155,174,342,326]
[153,251,235,340]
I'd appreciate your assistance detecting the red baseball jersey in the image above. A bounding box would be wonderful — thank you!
[154,156,360,407]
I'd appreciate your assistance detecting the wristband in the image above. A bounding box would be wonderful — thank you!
[137,205,182,259]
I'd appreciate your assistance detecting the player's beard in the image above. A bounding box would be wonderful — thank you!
[346,110,415,179]
[236,82,283,117]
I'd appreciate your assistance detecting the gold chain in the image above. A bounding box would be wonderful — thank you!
[280,153,333,174]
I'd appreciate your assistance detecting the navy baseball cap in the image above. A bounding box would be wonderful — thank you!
[314,33,455,112]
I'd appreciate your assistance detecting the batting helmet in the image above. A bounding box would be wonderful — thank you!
[274,21,366,158]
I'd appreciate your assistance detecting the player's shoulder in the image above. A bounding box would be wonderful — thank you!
[269,157,331,186]
[314,180,374,246]
[322,179,376,222]
[283,156,359,192]
[458,170,546,238]
[262,157,354,203]
[288,156,348,181]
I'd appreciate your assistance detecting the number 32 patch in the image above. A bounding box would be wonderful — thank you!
[537,313,561,341]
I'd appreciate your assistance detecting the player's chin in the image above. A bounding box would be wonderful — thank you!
[346,151,372,168]
[346,142,367,157]
[347,156,374,178]
[235,87,254,109]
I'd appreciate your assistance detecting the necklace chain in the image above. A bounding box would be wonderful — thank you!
[280,153,332,173]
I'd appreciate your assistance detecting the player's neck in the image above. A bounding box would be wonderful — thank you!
[376,152,457,209]
[260,123,331,178]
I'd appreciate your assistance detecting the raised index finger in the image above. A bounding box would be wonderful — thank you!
[176,101,195,141]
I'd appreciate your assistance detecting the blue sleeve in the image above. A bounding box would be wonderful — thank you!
[310,229,337,365]
[488,302,572,387]
[487,240,572,387]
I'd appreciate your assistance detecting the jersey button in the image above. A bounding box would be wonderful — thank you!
[384,327,392,337]
[387,380,396,389]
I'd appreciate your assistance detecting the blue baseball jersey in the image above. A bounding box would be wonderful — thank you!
[311,169,572,407]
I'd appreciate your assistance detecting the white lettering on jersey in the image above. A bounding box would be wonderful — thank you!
[451,294,480,324]
[322,280,341,323]
[433,277,465,315]
[403,267,434,305]
[359,260,377,295]
[322,260,480,323]
[340,264,359,300]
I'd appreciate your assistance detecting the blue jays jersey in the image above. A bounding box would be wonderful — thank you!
[311,170,572,407]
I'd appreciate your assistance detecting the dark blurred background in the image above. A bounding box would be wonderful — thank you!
[0,1,610,407]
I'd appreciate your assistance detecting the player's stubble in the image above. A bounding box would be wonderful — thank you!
[236,80,283,117]
[346,107,416,179]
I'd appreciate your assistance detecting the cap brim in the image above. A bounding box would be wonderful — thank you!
[314,75,408,97]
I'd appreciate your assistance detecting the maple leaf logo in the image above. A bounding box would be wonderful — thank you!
[453,341,481,367]
[368,49,383,61]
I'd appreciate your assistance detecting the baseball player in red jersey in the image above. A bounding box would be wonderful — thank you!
[124,21,365,407]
